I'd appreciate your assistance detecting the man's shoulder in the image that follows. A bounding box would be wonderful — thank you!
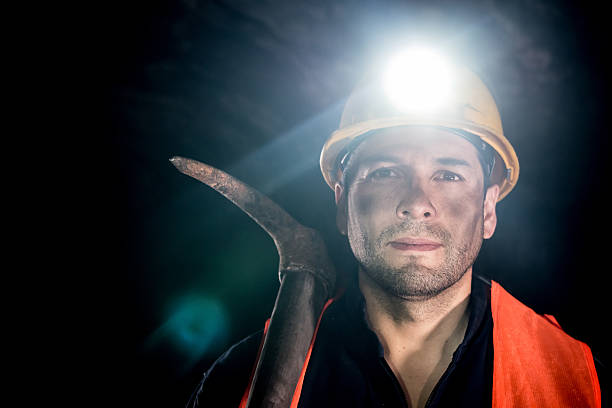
[186,329,264,408]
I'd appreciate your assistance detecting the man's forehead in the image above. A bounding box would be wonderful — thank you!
[351,126,481,164]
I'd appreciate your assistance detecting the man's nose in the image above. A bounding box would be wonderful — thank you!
[396,185,436,220]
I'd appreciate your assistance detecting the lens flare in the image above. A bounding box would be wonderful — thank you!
[147,294,229,369]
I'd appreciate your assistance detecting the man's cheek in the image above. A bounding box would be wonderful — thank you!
[351,185,398,217]
[445,188,483,217]
[352,192,374,216]
[445,195,485,242]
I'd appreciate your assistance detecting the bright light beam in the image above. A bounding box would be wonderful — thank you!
[383,48,452,113]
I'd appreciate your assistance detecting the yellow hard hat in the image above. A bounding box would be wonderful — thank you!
[320,57,519,201]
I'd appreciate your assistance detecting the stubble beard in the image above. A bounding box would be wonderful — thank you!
[354,222,482,299]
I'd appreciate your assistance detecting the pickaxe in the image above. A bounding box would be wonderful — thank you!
[171,156,337,408]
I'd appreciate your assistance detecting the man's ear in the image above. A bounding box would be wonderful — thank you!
[483,184,500,239]
[335,183,347,236]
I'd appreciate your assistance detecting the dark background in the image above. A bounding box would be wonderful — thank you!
[91,0,609,405]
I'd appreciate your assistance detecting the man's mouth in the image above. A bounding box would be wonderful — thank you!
[387,237,442,252]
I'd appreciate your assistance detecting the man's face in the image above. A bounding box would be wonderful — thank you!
[336,127,499,299]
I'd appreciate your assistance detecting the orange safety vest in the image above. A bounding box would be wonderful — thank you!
[490,281,601,407]
[241,280,601,407]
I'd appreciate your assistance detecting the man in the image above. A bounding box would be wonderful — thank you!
[187,53,604,407]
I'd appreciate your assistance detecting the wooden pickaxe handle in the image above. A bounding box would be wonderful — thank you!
[171,156,337,408]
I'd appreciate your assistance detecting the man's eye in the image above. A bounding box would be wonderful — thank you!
[434,171,464,182]
[368,167,400,181]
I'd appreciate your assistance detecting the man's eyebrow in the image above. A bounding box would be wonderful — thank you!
[356,154,402,165]
[355,155,474,167]
[434,157,473,167]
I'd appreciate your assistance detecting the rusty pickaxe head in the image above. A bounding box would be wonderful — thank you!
[170,156,336,295]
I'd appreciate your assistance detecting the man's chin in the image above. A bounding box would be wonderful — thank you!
[366,263,457,297]
[388,274,460,299]
[387,259,442,274]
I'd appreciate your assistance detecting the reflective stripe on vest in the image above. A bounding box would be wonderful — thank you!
[241,280,601,407]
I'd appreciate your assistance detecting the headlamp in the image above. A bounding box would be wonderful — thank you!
[382,48,452,113]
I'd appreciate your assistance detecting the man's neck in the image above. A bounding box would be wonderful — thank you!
[358,268,473,408]
[358,269,472,342]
